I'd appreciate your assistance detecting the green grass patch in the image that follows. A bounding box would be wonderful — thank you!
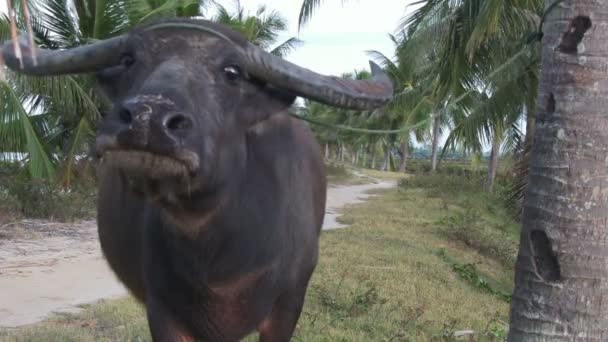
[438,248,511,303]
[0,171,516,341]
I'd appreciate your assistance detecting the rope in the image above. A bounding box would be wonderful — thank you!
[288,112,430,135]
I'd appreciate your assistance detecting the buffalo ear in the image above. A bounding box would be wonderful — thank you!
[240,81,296,127]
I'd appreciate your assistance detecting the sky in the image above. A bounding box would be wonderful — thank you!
[0,0,417,76]
[209,0,416,76]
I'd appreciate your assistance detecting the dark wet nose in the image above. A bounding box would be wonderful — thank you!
[163,113,194,138]
[117,100,194,142]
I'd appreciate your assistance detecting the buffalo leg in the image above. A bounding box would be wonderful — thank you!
[258,286,307,342]
[146,297,195,342]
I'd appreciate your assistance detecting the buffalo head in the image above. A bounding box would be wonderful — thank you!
[1,18,393,219]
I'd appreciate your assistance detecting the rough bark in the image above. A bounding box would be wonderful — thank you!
[485,131,501,192]
[431,114,441,172]
[525,101,537,151]
[508,2,608,341]
[398,136,410,173]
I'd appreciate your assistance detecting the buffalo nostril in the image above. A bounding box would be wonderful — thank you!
[165,114,193,132]
[119,108,133,124]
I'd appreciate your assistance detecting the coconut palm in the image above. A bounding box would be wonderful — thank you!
[402,0,541,169]
[299,68,395,168]
[299,1,543,185]
[508,1,608,339]
[367,32,434,172]
[212,0,302,57]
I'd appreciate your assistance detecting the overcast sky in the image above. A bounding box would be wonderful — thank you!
[0,0,417,76]
[210,0,417,76]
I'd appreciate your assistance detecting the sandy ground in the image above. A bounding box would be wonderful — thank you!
[0,178,396,328]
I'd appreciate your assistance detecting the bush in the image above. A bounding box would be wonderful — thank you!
[437,207,518,267]
[0,162,25,224]
[405,159,488,176]
[0,162,97,222]
[5,179,97,221]
[399,172,485,198]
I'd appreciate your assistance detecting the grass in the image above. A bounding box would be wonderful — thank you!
[0,168,518,341]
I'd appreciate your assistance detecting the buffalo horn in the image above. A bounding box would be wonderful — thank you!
[243,43,393,110]
[1,35,128,76]
[1,20,393,110]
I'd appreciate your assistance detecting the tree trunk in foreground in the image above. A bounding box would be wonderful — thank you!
[508,2,608,340]
[430,113,440,172]
[398,135,410,173]
[485,131,501,192]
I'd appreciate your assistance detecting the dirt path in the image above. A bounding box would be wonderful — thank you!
[0,178,396,328]
[323,178,396,229]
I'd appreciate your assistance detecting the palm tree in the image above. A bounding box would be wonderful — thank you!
[508,1,608,339]
[300,1,542,188]
[367,32,433,173]
[0,0,211,185]
[402,0,541,170]
[212,1,302,57]
[298,68,395,168]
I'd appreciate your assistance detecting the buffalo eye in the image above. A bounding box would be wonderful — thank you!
[223,65,241,82]
[120,54,135,67]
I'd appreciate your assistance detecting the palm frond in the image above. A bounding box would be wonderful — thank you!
[270,37,303,57]
[297,0,322,31]
[0,81,55,178]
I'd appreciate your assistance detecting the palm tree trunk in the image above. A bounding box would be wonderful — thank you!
[431,113,441,172]
[508,3,608,340]
[381,142,391,171]
[485,131,501,192]
[370,142,377,169]
[398,135,410,173]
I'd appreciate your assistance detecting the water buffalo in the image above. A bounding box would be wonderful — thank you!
[2,18,393,341]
